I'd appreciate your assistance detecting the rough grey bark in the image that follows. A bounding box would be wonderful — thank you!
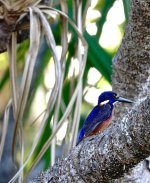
[112,0,150,182]
[114,159,150,183]
[29,99,150,183]
[29,0,150,182]
[112,0,150,110]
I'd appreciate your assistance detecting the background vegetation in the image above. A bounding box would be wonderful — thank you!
[0,0,130,182]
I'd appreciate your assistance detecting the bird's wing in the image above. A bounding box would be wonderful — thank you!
[83,104,112,136]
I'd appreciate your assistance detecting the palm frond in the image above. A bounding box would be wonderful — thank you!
[12,7,41,162]
[69,0,83,149]
[8,4,87,181]
[51,0,68,166]
[26,6,88,174]
[8,32,18,115]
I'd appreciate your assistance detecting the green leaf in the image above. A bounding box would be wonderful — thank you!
[0,69,9,91]
[95,0,116,39]
[122,0,131,22]
[85,32,112,83]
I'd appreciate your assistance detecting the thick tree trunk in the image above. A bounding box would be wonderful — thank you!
[30,0,150,182]
[112,0,150,182]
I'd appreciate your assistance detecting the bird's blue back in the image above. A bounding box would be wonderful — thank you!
[77,103,113,145]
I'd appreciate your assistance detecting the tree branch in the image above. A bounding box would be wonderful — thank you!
[113,0,150,100]
[112,0,150,182]
[30,96,150,182]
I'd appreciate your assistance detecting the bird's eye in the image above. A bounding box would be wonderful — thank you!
[113,93,118,98]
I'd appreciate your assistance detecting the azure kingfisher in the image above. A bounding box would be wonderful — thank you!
[76,91,133,145]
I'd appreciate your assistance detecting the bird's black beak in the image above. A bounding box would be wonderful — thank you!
[117,97,133,103]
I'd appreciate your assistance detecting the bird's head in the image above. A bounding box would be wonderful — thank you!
[98,91,133,106]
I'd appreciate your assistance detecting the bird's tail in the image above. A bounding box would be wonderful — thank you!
[76,128,84,146]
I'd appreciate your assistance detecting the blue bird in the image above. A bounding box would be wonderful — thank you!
[76,91,133,145]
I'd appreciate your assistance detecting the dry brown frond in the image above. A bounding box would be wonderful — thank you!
[51,0,68,166]
[12,7,41,162]
[7,1,88,182]
[24,5,88,175]
[8,32,18,115]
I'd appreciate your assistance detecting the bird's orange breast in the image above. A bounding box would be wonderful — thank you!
[88,115,112,136]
